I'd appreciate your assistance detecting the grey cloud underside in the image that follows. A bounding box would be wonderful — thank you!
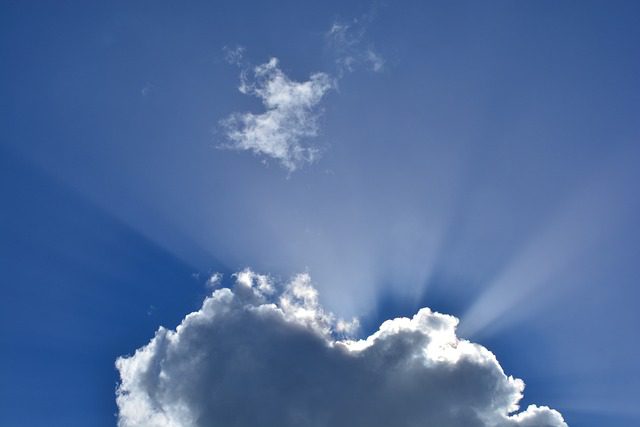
[116,271,567,427]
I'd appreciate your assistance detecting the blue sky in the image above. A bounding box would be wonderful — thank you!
[1,1,639,426]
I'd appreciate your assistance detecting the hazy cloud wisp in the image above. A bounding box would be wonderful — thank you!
[326,17,385,75]
[116,270,566,427]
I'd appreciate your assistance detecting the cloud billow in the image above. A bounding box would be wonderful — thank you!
[220,58,333,172]
[116,270,567,427]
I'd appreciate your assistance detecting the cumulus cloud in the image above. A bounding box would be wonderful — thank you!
[116,270,567,427]
[220,58,333,172]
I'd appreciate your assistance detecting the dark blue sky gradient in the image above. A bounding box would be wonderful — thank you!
[0,147,226,426]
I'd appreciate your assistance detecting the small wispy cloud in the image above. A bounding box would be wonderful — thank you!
[220,54,334,172]
[140,82,153,97]
[223,45,246,67]
[219,11,382,172]
[326,14,385,75]
[205,272,223,289]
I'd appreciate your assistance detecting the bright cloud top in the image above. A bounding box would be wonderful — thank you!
[116,270,567,427]
[220,58,333,171]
